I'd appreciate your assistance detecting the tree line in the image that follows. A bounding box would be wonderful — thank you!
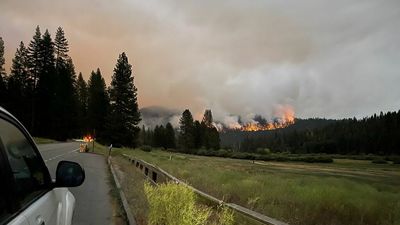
[0,26,141,146]
[140,109,220,153]
[239,110,400,155]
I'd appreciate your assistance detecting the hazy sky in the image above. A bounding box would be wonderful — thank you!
[1,0,400,121]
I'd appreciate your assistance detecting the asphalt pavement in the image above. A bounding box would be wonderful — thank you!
[38,142,113,225]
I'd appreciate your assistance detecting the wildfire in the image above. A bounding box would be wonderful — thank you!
[240,119,294,131]
[230,105,295,132]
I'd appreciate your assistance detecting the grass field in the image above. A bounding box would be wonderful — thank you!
[33,137,58,144]
[93,144,400,225]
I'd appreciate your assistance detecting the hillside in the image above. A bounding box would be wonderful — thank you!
[220,118,336,147]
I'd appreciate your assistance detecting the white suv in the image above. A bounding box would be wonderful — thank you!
[0,107,85,225]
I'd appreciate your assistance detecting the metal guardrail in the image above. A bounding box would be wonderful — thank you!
[121,154,288,225]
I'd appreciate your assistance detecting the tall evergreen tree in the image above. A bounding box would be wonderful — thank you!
[140,125,148,146]
[201,109,213,128]
[76,72,88,135]
[54,57,78,139]
[179,109,195,151]
[7,41,30,124]
[207,127,220,150]
[153,125,165,148]
[27,26,42,92]
[0,37,5,76]
[52,27,80,139]
[87,69,109,140]
[35,29,56,137]
[165,122,176,149]
[27,26,43,133]
[193,120,203,149]
[0,37,7,106]
[107,52,141,147]
[200,109,220,149]
[54,27,69,69]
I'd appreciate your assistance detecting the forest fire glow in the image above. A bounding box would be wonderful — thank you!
[83,135,93,142]
[231,106,295,132]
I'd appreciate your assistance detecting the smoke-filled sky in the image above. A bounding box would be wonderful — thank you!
[1,0,400,122]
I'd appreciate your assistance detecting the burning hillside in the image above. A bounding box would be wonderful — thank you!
[139,105,296,132]
[219,105,295,132]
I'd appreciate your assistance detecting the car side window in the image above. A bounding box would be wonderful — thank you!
[0,118,50,207]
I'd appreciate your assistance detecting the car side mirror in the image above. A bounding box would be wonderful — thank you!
[55,161,85,187]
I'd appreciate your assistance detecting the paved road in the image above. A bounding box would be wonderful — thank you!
[38,142,113,225]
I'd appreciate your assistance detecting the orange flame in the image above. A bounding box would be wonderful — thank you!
[237,106,295,132]
[83,135,92,142]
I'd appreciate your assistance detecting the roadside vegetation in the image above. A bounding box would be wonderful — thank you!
[145,182,234,225]
[101,150,238,225]
[99,145,400,225]
[33,137,58,144]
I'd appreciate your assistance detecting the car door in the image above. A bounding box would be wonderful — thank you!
[0,143,28,225]
[0,115,58,225]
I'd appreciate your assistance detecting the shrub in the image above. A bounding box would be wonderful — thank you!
[198,150,218,157]
[140,145,152,152]
[299,156,333,163]
[230,152,246,159]
[256,148,271,155]
[275,156,290,162]
[255,154,273,161]
[215,149,231,158]
[196,149,208,156]
[371,158,388,164]
[315,156,334,163]
[391,156,400,164]
[144,182,211,225]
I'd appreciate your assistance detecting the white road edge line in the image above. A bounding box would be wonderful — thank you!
[44,148,80,162]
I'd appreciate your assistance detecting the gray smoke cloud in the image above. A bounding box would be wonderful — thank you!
[1,0,400,121]
[140,106,182,129]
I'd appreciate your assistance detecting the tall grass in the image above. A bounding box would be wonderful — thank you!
[144,182,234,225]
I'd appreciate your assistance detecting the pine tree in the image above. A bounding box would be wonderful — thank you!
[200,109,220,149]
[165,122,176,149]
[7,41,30,124]
[208,127,220,150]
[35,29,56,137]
[153,125,165,148]
[54,27,69,69]
[87,69,109,141]
[193,120,203,149]
[140,125,147,146]
[179,109,195,151]
[52,27,80,139]
[0,37,5,76]
[28,26,42,92]
[27,26,43,133]
[201,109,213,128]
[76,72,88,135]
[107,52,141,147]
[54,57,78,139]
[0,37,7,106]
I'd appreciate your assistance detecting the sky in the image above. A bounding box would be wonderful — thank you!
[1,0,400,123]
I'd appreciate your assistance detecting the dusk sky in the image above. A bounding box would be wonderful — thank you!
[1,0,400,122]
